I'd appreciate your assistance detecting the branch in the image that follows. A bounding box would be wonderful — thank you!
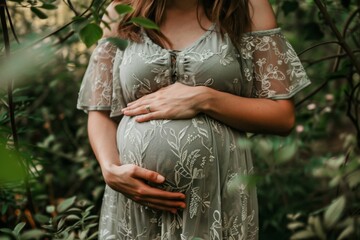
[332,8,360,72]
[5,3,19,43]
[346,82,360,148]
[314,0,360,73]
[296,79,329,108]
[64,0,79,16]
[302,50,360,66]
[298,41,340,57]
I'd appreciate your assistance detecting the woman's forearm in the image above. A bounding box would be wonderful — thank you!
[197,86,295,135]
[88,111,120,172]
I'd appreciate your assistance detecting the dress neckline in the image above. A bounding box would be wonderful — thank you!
[142,23,216,53]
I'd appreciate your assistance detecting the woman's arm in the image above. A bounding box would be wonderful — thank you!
[198,88,295,135]
[122,83,294,135]
[84,3,186,213]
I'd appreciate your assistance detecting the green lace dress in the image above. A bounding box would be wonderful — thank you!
[77,25,310,240]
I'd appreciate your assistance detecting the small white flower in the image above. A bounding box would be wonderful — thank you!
[307,103,316,111]
[296,125,304,133]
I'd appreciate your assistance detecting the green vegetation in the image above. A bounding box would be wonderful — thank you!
[1,0,359,239]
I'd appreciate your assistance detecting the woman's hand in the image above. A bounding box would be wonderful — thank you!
[122,82,207,122]
[102,163,186,214]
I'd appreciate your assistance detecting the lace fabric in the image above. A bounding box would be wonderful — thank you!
[76,39,125,118]
[241,28,311,99]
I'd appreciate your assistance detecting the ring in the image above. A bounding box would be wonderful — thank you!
[145,105,151,113]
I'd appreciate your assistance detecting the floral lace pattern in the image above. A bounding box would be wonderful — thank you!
[240,28,311,99]
[77,27,310,240]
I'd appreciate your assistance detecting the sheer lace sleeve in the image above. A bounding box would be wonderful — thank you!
[77,39,125,118]
[240,28,311,99]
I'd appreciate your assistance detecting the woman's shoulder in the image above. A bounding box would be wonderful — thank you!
[248,0,277,32]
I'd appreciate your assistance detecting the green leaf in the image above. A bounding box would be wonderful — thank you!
[34,214,50,224]
[0,228,15,237]
[21,229,46,240]
[290,230,316,239]
[115,4,134,15]
[106,37,128,50]
[1,204,8,215]
[311,216,326,240]
[57,218,66,230]
[79,23,103,48]
[87,231,98,240]
[287,222,305,231]
[65,214,81,221]
[0,146,25,184]
[40,3,57,10]
[79,229,89,240]
[30,7,48,19]
[337,224,354,240]
[276,142,297,164]
[57,196,77,213]
[46,205,55,213]
[13,222,26,235]
[324,196,346,229]
[129,17,159,30]
[347,170,360,188]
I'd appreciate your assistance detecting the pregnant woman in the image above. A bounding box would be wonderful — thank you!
[77,0,310,239]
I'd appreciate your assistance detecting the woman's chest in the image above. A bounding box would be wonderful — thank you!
[117,32,244,101]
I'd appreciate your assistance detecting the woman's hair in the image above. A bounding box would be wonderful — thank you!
[114,0,252,48]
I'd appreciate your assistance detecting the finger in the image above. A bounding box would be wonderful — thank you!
[145,202,181,214]
[136,112,163,122]
[127,94,154,107]
[135,184,186,200]
[124,100,155,112]
[133,166,165,184]
[143,202,178,214]
[123,105,152,116]
[143,197,186,209]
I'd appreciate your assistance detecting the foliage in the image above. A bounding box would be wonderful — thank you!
[0,0,359,239]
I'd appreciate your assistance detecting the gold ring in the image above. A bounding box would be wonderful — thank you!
[145,105,151,113]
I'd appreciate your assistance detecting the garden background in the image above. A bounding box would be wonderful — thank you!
[0,0,359,239]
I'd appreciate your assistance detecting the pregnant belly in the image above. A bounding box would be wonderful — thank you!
[116,115,218,191]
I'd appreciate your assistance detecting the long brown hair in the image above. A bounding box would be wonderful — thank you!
[114,0,252,47]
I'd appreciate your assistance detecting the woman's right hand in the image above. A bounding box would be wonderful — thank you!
[102,163,186,214]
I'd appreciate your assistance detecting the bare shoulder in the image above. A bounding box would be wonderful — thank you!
[248,0,277,32]
[101,1,122,38]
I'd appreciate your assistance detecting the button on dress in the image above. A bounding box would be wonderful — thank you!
[77,25,311,240]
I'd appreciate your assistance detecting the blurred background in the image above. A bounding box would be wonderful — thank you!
[0,0,359,239]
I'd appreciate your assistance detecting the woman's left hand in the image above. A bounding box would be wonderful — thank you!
[122,82,207,122]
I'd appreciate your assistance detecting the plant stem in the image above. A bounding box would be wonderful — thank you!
[314,0,360,74]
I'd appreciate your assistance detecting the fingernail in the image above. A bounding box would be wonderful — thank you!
[157,175,165,182]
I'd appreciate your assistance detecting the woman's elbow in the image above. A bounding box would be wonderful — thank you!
[275,100,296,136]
[277,113,295,136]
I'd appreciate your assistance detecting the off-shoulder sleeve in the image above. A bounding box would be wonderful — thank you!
[76,39,125,118]
[240,28,311,99]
